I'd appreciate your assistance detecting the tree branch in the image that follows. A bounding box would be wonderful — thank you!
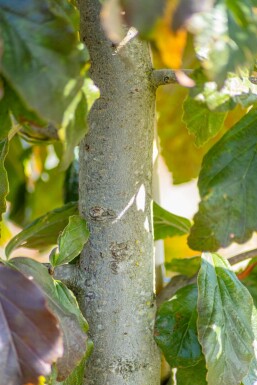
[151,69,193,87]
[157,248,257,307]
[151,69,257,88]
[228,248,257,265]
[45,263,82,292]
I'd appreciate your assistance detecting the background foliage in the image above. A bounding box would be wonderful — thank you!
[1,0,257,384]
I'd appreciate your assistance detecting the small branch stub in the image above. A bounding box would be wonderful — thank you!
[151,69,193,88]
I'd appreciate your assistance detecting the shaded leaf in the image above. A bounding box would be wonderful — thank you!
[188,108,257,251]
[0,264,62,385]
[175,359,207,385]
[54,341,93,385]
[9,258,88,381]
[64,159,79,203]
[197,252,254,385]
[242,261,257,308]
[183,97,227,146]
[0,0,88,124]
[121,0,165,37]
[153,202,191,241]
[172,0,214,31]
[188,2,257,85]
[50,215,89,267]
[60,93,87,170]
[25,167,65,224]
[165,256,200,277]
[6,202,78,258]
[155,284,202,368]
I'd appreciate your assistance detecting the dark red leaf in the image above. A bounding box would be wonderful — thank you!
[0,265,63,385]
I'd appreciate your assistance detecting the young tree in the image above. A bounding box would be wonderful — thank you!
[1,1,257,385]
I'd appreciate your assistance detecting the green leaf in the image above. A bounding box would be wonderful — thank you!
[188,108,257,251]
[242,261,257,307]
[242,307,257,385]
[64,158,79,203]
[153,202,191,240]
[155,284,202,368]
[50,215,89,267]
[165,256,201,277]
[197,252,254,385]
[55,341,93,385]
[0,0,88,124]
[60,92,87,170]
[5,202,78,258]
[189,2,257,85]
[0,94,11,222]
[9,258,88,382]
[188,70,257,112]
[60,77,99,170]
[183,96,227,147]
[175,359,207,385]
[0,264,63,385]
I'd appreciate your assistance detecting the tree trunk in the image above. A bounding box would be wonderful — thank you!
[78,1,160,384]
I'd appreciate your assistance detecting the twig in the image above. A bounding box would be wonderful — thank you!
[229,248,257,266]
[151,68,257,88]
[151,69,193,87]
[45,263,82,291]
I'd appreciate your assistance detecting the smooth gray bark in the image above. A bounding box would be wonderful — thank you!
[77,1,160,384]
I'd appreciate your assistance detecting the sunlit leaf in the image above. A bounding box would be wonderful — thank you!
[0,217,12,246]
[188,108,257,251]
[188,2,257,85]
[197,252,254,385]
[187,70,257,112]
[60,78,99,170]
[0,264,62,385]
[9,258,88,381]
[0,95,11,221]
[50,215,89,267]
[5,202,78,258]
[152,0,187,69]
[183,97,227,147]
[153,202,191,241]
[155,284,202,368]
[164,235,200,266]
[155,39,243,184]
[0,0,88,124]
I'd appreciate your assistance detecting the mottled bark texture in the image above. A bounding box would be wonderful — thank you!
[78,1,160,384]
